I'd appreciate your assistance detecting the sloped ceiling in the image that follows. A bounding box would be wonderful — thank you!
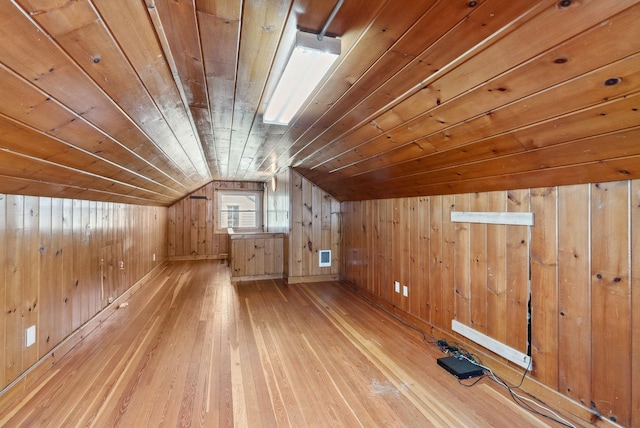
[0,0,638,205]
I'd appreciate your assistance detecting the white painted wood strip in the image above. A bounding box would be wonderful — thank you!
[451,211,534,226]
[452,320,532,370]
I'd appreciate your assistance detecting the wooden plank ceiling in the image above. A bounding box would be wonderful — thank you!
[0,0,638,205]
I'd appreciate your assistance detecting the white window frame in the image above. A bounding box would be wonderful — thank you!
[226,205,240,228]
[216,189,263,233]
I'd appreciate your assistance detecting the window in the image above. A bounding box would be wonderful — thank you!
[227,205,239,228]
[217,190,263,232]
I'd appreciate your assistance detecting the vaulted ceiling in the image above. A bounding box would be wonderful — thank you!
[0,0,638,205]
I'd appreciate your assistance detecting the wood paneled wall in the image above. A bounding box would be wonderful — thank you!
[167,181,263,259]
[340,179,640,427]
[264,169,341,283]
[287,171,341,283]
[0,194,166,391]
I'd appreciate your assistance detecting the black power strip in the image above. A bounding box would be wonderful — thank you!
[437,355,484,379]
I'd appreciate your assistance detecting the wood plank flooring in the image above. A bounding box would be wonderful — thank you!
[0,261,584,427]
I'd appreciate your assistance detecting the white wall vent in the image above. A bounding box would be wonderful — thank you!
[319,250,331,267]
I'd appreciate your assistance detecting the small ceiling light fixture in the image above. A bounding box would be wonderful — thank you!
[263,1,343,125]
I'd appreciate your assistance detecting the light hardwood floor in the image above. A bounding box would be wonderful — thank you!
[0,261,584,427]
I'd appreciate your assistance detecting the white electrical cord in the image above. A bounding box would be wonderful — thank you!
[460,355,576,428]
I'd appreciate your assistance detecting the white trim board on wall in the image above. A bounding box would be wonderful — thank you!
[452,320,532,370]
[451,211,534,226]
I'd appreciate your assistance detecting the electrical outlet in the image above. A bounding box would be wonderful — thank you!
[25,325,36,347]
[403,285,408,297]
[394,281,400,293]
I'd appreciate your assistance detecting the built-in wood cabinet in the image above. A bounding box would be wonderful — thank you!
[228,231,284,282]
